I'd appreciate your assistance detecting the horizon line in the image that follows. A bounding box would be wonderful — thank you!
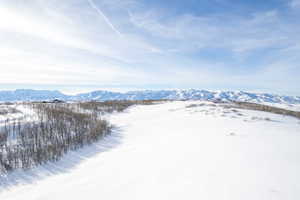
[0,88,299,97]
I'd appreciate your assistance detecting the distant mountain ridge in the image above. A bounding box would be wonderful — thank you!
[0,89,300,105]
[0,89,69,102]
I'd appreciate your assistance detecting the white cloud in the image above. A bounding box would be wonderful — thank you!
[0,0,299,95]
[0,7,94,52]
[128,9,293,54]
[0,0,164,86]
[290,0,300,8]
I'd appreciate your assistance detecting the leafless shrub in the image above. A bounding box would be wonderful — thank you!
[0,100,161,174]
[233,102,300,119]
[0,109,8,115]
[0,107,20,115]
[78,100,159,113]
[0,102,14,106]
[186,104,200,108]
[0,103,111,173]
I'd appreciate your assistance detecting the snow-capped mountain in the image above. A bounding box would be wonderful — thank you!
[0,89,300,105]
[0,89,69,102]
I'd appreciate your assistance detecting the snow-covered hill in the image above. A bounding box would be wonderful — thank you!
[1,89,300,106]
[1,101,300,200]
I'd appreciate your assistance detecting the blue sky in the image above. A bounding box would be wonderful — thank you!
[0,0,299,95]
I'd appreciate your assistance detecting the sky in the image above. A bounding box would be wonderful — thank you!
[0,0,300,95]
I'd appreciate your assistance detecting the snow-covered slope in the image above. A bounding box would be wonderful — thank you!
[1,101,300,200]
[1,89,300,106]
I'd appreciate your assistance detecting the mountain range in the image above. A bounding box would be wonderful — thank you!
[0,89,300,105]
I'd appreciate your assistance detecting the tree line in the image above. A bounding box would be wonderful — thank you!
[0,103,111,173]
[0,100,160,173]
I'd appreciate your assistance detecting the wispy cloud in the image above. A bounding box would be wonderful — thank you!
[128,9,294,55]
[87,0,122,37]
[290,0,300,8]
[0,0,300,95]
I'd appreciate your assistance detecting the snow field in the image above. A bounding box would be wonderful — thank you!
[1,101,300,200]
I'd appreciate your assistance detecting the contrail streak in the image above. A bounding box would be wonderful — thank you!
[87,0,122,37]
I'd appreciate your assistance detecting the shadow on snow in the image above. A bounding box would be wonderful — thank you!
[0,127,123,191]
